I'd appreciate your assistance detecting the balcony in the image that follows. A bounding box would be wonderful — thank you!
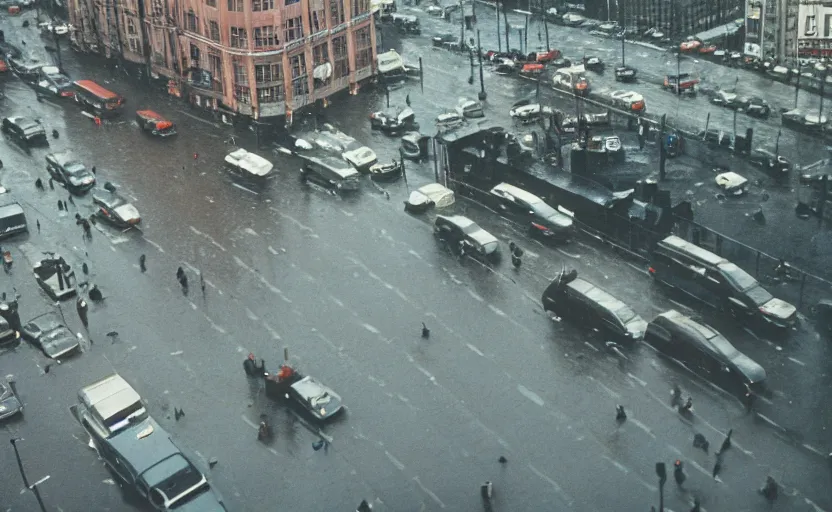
[188,68,224,98]
[259,101,287,118]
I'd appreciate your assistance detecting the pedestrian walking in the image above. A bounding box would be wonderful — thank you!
[421,322,430,339]
[615,405,627,422]
[174,407,185,421]
[58,200,63,211]
[35,178,44,190]
[692,433,709,452]
[82,262,89,275]
[743,384,754,412]
[406,94,411,107]
[717,429,732,455]
[712,456,722,479]
[200,271,206,296]
[68,194,75,206]
[176,266,185,281]
[36,220,40,233]
[49,177,54,189]
[139,254,147,273]
[91,166,96,174]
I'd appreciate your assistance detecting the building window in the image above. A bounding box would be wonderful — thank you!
[826,14,832,38]
[186,10,198,32]
[253,0,274,10]
[352,0,369,17]
[209,53,223,92]
[332,34,348,78]
[286,0,300,5]
[354,26,372,69]
[209,21,220,41]
[806,14,817,36]
[206,0,216,6]
[292,77,309,98]
[254,26,277,47]
[152,0,163,16]
[312,42,328,65]
[257,86,285,103]
[230,27,248,48]
[129,38,138,53]
[228,0,243,12]
[290,53,306,79]
[233,60,248,85]
[311,10,326,32]
[255,63,283,83]
[127,19,137,35]
[285,16,304,42]
[330,0,344,26]
[235,85,251,103]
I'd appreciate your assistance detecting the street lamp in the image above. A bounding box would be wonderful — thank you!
[9,439,49,512]
[477,30,486,100]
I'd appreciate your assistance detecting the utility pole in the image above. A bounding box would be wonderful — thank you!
[477,30,486,100]
[775,127,781,155]
[794,70,801,108]
[496,0,502,52]
[544,15,550,51]
[523,13,529,54]
[819,66,827,126]
[659,114,668,180]
[54,31,63,72]
[459,0,465,52]
[503,4,510,51]
[655,462,667,512]
[9,439,49,512]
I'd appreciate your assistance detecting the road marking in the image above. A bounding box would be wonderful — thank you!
[517,384,545,407]
[528,463,574,507]
[787,356,806,367]
[363,323,380,334]
[467,289,484,301]
[756,413,785,432]
[268,246,279,255]
[802,443,826,457]
[243,227,258,236]
[590,377,619,398]
[556,248,581,259]
[189,226,227,252]
[583,341,600,352]
[245,308,259,321]
[488,304,506,317]
[466,343,485,357]
[231,183,259,195]
[202,314,227,334]
[629,418,656,438]
[170,350,184,356]
[627,373,647,387]
[262,321,282,340]
[287,409,333,443]
[143,237,165,253]
[385,450,406,471]
[601,455,630,474]
[412,476,446,509]
[415,365,437,384]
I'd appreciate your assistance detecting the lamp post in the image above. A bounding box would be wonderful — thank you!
[9,439,49,512]
[477,30,486,100]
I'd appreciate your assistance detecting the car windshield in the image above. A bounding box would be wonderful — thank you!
[51,75,71,87]
[717,262,758,292]
[66,164,88,177]
[745,285,774,306]
[169,482,212,509]
[530,200,557,218]
[614,305,638,324]
[460,221,480,234]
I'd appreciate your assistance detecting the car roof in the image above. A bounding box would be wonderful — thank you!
[27,311,62,326]
[79,374,142,423]
[658,235,725,266]
[105,418,182,476]
[0,202,24,217]
[654,310,737,358]
[437,214,476,229]
[290,376,329,398]
[48,150,78,164]
[94,193,126,208]
[136,110,166,121]
[491,183,543,204]
[567,278,628,310]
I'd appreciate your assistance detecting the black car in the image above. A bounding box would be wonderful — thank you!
[300,155,361,192]
[0,315,18,348]
[2,116,48,147]
[711,91,770,118]
[645,309,767,396]
[45,151,96,193]
[35,65,74,98]
[747,148,790,180]
[0,380,23,421]
[650,235,797,330]
[93,191,141,228]
[550,57,573,69]
[21,311,80,359]
[72,411,227,511]
[432,34,458,48]
[287,375,344,421]
[433,215,500,262]
[369,106,415,134]
[541,269,648,341]
[614,66,637,82]
[488,182,574,241]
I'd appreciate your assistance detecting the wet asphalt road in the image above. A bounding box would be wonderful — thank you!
[1,9,832,512]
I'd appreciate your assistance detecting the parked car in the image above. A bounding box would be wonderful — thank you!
[2,116,47,147]
[711,91,771,118]
[135,110,177,137]
[71,407,227,511]
[369,106,415,133]
[287,375,344,421]
[400,131,430,161]
[306,126,377,171]
[0,380,23,421]
[45,150,96,193]
[35,65,74,98]
[7,56,42,83]
[93,191,141,228]
[455,98,484,118]
[21,311,80,359]
[300,155,360,192]
[73,373,147,439]
[649,235,797,329]
[224,148,274,179]
[433,215,500,262]
[0,202,28,240]
[32,253,77,301]
[488,183,573,241]
[715,171,748,196]
[614,65,637,82]
[435,111,465,130]
[781,109,827,133]
[541,269,647,341]
[609,90,646,113]
[0,315,19,349]
[645,309,767,395]
[509,101,554,123]
[404,183,455,213]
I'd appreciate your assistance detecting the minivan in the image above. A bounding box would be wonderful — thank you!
[300,155,360,192]
[0,203,28,239]
[488,183,574,241]
[644,309,767,396]
[649,236,797,330]
[542,269,647,341]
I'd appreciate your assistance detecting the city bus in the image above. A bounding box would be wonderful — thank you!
[72,79,125,117]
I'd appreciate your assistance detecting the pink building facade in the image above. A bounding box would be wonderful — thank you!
[67,0,377,123]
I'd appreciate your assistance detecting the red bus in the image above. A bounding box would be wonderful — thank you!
[73,80,125,117]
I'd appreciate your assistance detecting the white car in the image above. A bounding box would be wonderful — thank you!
[509,103,553,120]
[609,90,646,113]
[435,112,464,130]
[455,98,484,118]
